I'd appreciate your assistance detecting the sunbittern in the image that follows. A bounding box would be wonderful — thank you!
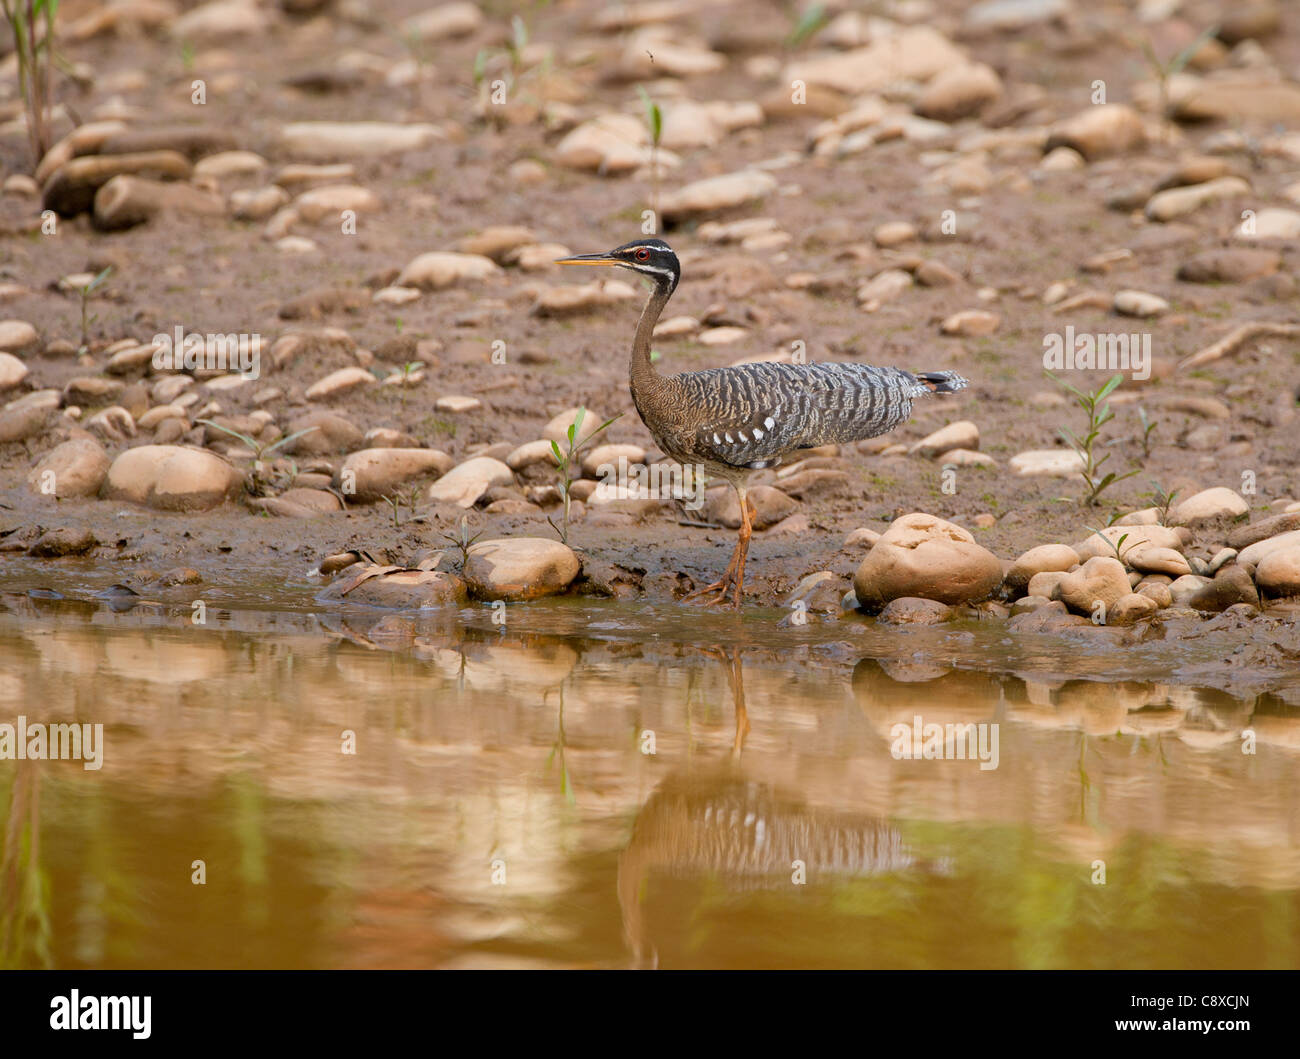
[556,239,969,607]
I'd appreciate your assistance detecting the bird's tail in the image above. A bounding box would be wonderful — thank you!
[912,370,969,396]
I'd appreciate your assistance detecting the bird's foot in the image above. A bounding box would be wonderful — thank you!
[682,571,743,609]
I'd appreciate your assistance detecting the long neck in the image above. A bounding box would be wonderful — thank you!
[630,279,672,397]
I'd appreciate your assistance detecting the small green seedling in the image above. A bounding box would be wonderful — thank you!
[1048,371,1139,506]
[78,266,112,352]
[547,407,621,545]
[440,515,486,573]
[196,420,318,495]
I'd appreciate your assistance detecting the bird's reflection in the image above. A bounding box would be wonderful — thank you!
[618,647,931,967]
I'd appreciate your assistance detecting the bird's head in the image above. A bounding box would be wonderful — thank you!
[555,238,680,294]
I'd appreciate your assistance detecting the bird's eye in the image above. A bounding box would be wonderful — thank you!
[635,248,650,261]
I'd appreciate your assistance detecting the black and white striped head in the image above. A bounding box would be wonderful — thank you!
[555,239,680,294]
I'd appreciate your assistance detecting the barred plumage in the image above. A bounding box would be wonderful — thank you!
[555,239,970,607]
[654,361,967,475]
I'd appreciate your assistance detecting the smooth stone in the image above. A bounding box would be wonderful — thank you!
[914,63,1002,122]
[435,395,482,413]
[844,527,881,548]
[1027,570,1069,600]
[580,443,646,478]
[425,457,514,508]
[1144,177,1250,222]
[1178,249,1280,284]
[1229,513,1300,550]
[27,439,111,498]
[852,512,1003,611]
[1128,546,1191,577]
[660,170,777,222]
[0,320,39,355]
[785,26,966,96]
[1188,565,1260,611]
[1045,104,1145,161]
[1171,487,1249,525]
[1169,574,1214,606]
[284,411,363,455]
[401,2,482,40]
[1007,543,1080,593]
[1238,530,1300,567]
[334,448,454,502]
[1108,593,1159,625]
[940,310,1000,336]
[305,367,375,400]
[0,352,28,391]
[464,537,581,602]
[1255,546,1300,597]
[1009,449,1085,477]
[506,439,558,471]
[909,420,979,457]
[555,114,653,173]
[279,121,441,160]
[1136,582,1173,608]
[1056,556,1132,615]
[320,568,467,608]
[1236,208,1300,241]
[29,527,97,558]
[1113,290,1169,318]
[396,251,500,290]
[102,445,243,511]
[1074,525,1188,561]
[703,485,797,530]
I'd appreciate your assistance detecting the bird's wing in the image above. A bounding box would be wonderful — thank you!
[677,362,927,468]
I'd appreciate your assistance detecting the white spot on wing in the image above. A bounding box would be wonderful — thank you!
[764,416,775,430]
[753,427,764,439]
[725,433,734,443]
[713,433,721,444]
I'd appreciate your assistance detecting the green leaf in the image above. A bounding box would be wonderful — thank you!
[261,426,319,457]
[511,14,528,53]
[195,418,257,449]
[1096,373,1124,402]
[786,2,827,48]
[1168,24,1220,76]
[550,439,564,465]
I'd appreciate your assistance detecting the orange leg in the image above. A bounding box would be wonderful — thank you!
[685,487,753,609]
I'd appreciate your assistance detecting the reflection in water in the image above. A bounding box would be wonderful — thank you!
[2,589,1300,969]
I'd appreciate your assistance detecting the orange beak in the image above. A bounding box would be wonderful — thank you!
[555,252,622,266]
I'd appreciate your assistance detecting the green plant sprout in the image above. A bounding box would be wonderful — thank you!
[2,0,59,166]
[380,484,425,530]
[1086,526,1137,564]
[547,407,621,545]
[1140,482,1179,526]
[78,266,112,352]
[1137,406,1158,459]
[1048,371,1139,506]
[196,420,318,495]
[637,85,663,223]
[786,2,828,49]
[1136,23,1219,141]
[440,515,486,573]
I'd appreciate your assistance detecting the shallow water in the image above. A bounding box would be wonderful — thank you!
[2,567,1299,969]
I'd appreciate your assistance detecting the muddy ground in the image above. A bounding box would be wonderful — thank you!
[1,0,1298,660]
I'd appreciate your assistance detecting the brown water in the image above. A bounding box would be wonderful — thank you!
[2,569,1300,969]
